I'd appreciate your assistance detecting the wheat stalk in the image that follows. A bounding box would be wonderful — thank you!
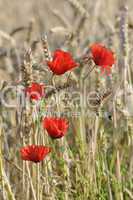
[41,35,52,62]
[67,0,89,18]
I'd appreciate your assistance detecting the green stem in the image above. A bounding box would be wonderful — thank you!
[26,162,37,200]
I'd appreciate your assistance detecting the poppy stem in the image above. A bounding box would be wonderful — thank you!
[26,162,37,200]
[22,138,26,194]
[66,71,71,84]
[37,164,40,200]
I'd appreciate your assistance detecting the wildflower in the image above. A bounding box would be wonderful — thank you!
[20,145,51,163]
[25,82,45,100]
[47,49,79,75]
[43,117,68,139]
[90,43,115,74]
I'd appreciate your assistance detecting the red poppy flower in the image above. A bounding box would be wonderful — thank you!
[43,117,69,139]
[25,82,45,100]
[90,43,115,74]
[20,145,51,163]
[47,49,79,75]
